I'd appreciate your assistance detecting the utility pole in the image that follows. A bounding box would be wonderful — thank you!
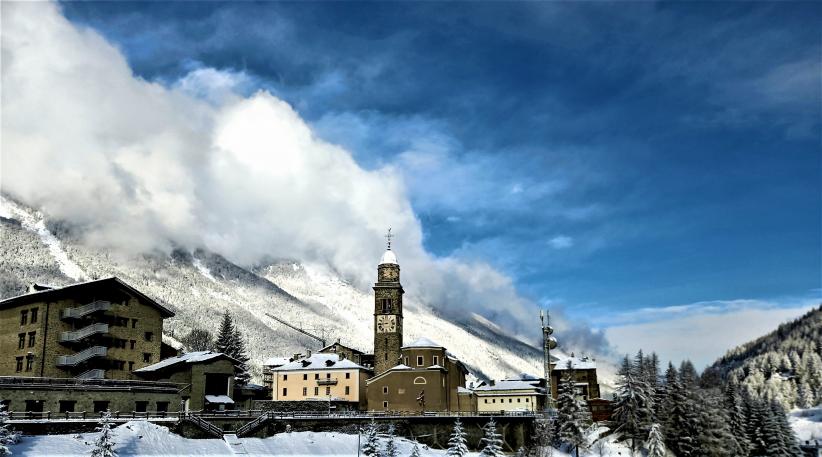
[540,309,558,412]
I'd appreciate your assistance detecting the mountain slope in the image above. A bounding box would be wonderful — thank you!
[0,195,546,382]
[706,305,822,409]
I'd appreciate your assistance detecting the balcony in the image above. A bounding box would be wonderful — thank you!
[56,346,107,367]
[75,369,106,380]
[317,378,338,386]
[61,300,111,320]
[59,323,109,343]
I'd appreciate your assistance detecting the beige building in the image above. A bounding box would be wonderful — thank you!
[0,278,174,380]
[271,353,372,409]
[134,351,237,412]
[473,378,544,413]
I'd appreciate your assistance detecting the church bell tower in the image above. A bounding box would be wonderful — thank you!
[373,229,404,375]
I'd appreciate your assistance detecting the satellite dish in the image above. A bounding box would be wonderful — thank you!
[547,336,558,349]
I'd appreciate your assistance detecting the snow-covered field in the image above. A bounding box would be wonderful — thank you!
[790,405,822,441]
[14,421,480,457]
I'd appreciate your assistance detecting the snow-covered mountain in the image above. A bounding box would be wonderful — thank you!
[0,195,551,382]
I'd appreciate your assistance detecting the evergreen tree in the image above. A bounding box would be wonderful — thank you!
[645,423,665,457]
[612,355,650,453]
[0,403,19,456]
[724,381,751,456]
[796,381,813,409]
[446,418,469,457]
[231,327,251,386]
[91,409,116,457]
[744,394,769,456]
[214,311,235,354]
[695,390,743,457]
[409,441,421,457]
[362,420,381,457]
[769,400,803,457]
[665,373,697,457]
[479,419,504,457]
[384,424,398,457]
[214,311,250,385]
[557,362,586,456]
[180,328,214,352]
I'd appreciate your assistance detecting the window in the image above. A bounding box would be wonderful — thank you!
[484,399,488,404]
[144,332,153,342]
[314,387,319,396]
[384,353,388,361]
[135,401,148,412]
[315,374,319,380]
[59,400,76,413]
[383,401,388,409]
[128,361,134,371]
[326,373,331,379]
[28,332,36,348]
[525,398,529,403]
[509,399,513,403]
[25,400,44,412]
[325,387,330,395]
[282,388,287,397]
[416,356,424,366]
[345,373,350,379]
[20,311,27,326]
[156,402,169,412]
[17,334,25,350]
[129,340,135,350]
[302,387,307,396]
[381,298,392,313]
[131,319,138,328]
[283,374,288,381]
[413,377,427,385]
[517,398,521,403]
[143,353,152,363]
[25,355,33,371]
[93,401,110,413]
[344,386,350,395]
[383,386,388,394]
[15,357,23,372]
[404,357,409,366]
[303,374,308,381]
[433,356,439,366]
[30,308,38,324]
[492,399,496,404]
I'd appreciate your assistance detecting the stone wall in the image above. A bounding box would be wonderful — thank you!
[252,399,359,413]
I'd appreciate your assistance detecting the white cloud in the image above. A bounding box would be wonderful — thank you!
[0,2,538,335]
[604,299,818,369]
[548,235,574,249]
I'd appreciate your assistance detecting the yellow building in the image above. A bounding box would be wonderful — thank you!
[0,278,174,380]
[271,353,372,409]
[473,378,544,413]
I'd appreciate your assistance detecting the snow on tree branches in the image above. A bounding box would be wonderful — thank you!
[91,409,116,457]
[446,418,469,457]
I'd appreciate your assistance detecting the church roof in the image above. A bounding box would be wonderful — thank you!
[380,249,398,265]
[402,337,443,349]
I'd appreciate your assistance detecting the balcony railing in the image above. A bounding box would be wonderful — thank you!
[59,323,109,343]
[75,369,106,380]
[56,346,107,367]
[316,378,338,385]
[61,300,111,320]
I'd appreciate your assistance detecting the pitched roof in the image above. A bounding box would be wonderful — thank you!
[272,353,371,372]
[402,337,443,349]
[0,277,174,317]
[263,357,292,367]
[135,351,234,373]
[552,355,597,370]
[474,380,544,392]
[318,342,366,355]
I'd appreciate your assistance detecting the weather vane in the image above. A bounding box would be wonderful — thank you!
[385,228,393,250]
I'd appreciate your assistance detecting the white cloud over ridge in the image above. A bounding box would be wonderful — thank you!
[0,2,540,337]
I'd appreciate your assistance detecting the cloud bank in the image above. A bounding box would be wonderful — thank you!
[0,2,558,342]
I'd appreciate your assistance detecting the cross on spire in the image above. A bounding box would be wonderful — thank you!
[385,228,393,250]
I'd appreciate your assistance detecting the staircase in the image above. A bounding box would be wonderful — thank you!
[75,369,106,379]
[56,346,107,366]
[235,412,272,437]
[182,415,223,438]
[61,300,111,320]
[59,323,109,343]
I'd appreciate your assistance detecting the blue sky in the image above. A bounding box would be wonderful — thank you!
[56,2,820,362]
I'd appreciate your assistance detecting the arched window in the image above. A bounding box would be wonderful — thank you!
[413,377,427,385]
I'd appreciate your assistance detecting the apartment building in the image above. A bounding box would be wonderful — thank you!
[0,277,174,380]
[473,378,545,413]
[271,353,372,409]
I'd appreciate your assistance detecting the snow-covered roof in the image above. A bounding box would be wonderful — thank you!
[427,365,445,370]
[135,351,233,373]
[391,364,412,370]
[552,355,597,371]
[318,342,365,355]
[273,353,371,372]
[204,395,234,404]
[458,386,473,394]
[380,250,398,265]
[402,337,443,349]
[474,380,544,392]
[263,357,292,367]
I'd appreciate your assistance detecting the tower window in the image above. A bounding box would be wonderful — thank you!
[381,299,392,313]
[417,356,424,366]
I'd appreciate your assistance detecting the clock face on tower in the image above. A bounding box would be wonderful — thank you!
[379,266,399,282]
[376,315,397,333]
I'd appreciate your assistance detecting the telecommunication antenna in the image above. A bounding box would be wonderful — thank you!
[265,313,328,348]
[540,309,558,412]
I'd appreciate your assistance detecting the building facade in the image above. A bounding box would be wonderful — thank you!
[550,355,601,400]
[0,278,174,380]
[134,351,237,411]
[270,353,372,409]
[473,379,544,413]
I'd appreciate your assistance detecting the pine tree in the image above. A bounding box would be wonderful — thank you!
[645,423,665,457]
[384,424,398,457]
[769,400,803,457]
[796,381,813,409]
[479,419,504,457]
[362,420,381,457]
[744,394,769,456]
[724,381,751,456]
[612,355,650,453]
[91,409,116,457]
[409,441,421,457]
[695,390,743,457]
[214,311,250,385]
[557,363,586,456]
[0,403,19,456]
[665,372,697,457]
[231,327,251,386]
[214,311,235,354]
[446,418,469,457]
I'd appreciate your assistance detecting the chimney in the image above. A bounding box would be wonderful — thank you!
[306,349,312,358]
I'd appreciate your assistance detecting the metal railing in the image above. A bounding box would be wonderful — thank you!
[75,369,106,380]
[59,323,109,343]
[0,376,178,390]
[182,413,224,437]
[56,346,107,366]
[316,378,338,385]
[8,410,180,421]
[61,300,111,320]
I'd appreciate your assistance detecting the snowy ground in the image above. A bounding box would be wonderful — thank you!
[13,421,483,456]
[790,405,822,442]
